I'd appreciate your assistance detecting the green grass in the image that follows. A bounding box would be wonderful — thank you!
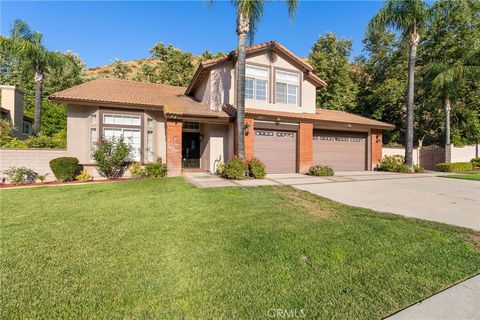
[441,172,480,181]
[1,178,479,319]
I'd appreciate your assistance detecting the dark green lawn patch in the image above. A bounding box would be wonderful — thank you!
[441,172,480,181]
[1,178,479,319]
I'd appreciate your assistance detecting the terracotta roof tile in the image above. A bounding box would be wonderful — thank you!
[223,105,394,130]
[163,104,229,119]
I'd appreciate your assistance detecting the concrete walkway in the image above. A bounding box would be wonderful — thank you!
[386,275,480,320]
[183,172,277,188]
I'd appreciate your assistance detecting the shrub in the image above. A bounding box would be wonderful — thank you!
[378,155,411,173]
[436,162,474,172]
[246,158,266,179]
[49,157,79,181]
[414,165,425,173]
[215,160,225,176]
[92,137,132,179]
[471,158,480,169]
[223,158,247,180]
[75,170,92,182]
[3,167,38,184]
[26,134,65,149]
[145,162,167,178]
[308,164,334,176]
[37,174,49,183]
[129,162,146,179]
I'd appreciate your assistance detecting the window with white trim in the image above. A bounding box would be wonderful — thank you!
[275,70,299,105]
[89,128,97,156]
[245,65,268,102]
[146,130,154,162]
[103,114,141,126]
[90,113,97,124]
[103,128,141,161]
[147,117,153,128]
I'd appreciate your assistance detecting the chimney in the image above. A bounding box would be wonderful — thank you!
[1,85,25,132]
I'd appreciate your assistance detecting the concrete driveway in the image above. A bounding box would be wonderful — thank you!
[267,172,480,231]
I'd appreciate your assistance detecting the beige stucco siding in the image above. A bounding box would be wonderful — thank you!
[201,123,231,173]
[145,110,166,162]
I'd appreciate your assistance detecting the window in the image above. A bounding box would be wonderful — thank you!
[103,114,141,126]
[22,122,32,135]
[103,128,141,161]
[275,70,299,105]
[90,128,97,156]
[146,130,154,162]
[183,122,199,130]
[90,113,97,124]
[245,65,269,102]
[147,117,154,128]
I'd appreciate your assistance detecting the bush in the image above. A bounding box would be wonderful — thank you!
[378,155,410,173]
[436,162,474,172]
[414,165,425,173]
[145,162,167,178]
[308,164,334,176]
[215,160,225,176]
[37,174,49,183]
[471,158,480,169]
[247,158,266,179]
[75,170,92,182]
[3,167,38,184]
[92,137,132,179]
[49,157,79,181]
[129,162,146,179]
[223,158,247,180]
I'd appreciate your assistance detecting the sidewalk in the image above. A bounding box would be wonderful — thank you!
[386,275,480,320]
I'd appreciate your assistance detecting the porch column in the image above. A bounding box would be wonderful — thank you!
[234,118,254,160]
[371,129,383,170]
[166,120,182,176]
[298,122,313,173]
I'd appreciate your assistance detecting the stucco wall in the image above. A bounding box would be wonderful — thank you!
[0,148,68,181]
[67,104,97,164]
[202,123,230,173]
[382,147,420,165]
[449,144,479,162]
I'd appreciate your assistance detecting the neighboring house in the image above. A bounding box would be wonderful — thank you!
[1,85,34,138]
[50,41,393,176]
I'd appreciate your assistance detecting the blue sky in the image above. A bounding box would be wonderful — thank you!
[1,1,383,68]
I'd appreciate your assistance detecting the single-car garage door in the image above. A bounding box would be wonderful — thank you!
[254,129,297,173]
[313,130,367,171]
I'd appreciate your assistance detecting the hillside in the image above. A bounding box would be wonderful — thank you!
[85,57,163,79]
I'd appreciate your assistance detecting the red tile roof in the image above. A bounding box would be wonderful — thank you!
[223,105,394,130]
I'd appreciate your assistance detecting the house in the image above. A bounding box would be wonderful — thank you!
[1,85,34,138]
[49,41,393,176]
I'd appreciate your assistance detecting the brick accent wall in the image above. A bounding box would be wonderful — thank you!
[298,122,313,173]
[166,120,183,176]
[233,118,254,159]
[371,129,383,170]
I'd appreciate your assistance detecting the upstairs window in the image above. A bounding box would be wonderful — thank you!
[103,114,141,126]
[275,70,299,105]
[245,65,269,102]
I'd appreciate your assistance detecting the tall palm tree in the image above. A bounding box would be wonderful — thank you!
[0,20,60,134]
[232,0,298,159]
[368,0,429,171]
[426,47,480,148]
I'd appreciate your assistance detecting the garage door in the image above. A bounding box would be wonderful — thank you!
[313,130,367,171]
[254,129,297,173]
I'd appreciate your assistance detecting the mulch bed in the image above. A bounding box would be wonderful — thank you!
[0,178,132,189]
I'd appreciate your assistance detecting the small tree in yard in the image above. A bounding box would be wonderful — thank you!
[92,137,132,179]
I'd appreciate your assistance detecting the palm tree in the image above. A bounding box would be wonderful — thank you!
[368,0,429,171]
[0,20,60,135]
[426,47,480,148]
[215,0,298,159]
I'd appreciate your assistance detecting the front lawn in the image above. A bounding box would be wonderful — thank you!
[1,178,479,319]
[441,172,480,181]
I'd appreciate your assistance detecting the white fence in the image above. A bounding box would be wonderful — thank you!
[382,147,420,165]
[450,145,478,162]
[0,148,68,181]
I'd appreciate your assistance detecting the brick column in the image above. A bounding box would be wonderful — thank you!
[166,120,182,176]
[371,129,382,170]
[298,122,313,173]
[234,118,254,159]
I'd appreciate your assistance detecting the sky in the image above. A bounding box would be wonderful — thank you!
[1,1,384,68]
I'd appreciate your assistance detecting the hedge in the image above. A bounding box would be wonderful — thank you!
[49,157,79,181]
[436,162,473,172]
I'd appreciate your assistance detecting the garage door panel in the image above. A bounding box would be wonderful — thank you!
[313,130,367,171]
[254,130,297,173]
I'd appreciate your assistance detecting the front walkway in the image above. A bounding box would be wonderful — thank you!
[386,275,480,320]
[183,172,277,188]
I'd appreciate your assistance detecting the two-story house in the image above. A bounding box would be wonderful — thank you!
[49,41,393,176]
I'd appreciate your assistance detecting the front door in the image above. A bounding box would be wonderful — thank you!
[182,132,200,168]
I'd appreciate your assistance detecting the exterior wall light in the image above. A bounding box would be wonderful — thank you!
[244,124,250,135]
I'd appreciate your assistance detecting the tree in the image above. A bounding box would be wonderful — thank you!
[111,59,132,80]
[227,0,298,159]
[149,43,195,86]
[0,20,62,134]
[368,0,430,171]
[308,32,358,111]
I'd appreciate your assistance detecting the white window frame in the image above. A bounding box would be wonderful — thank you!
[103,113,141,126]
[275,70,300,106]
[89,127,97,158]
[103,127,142,162]
[146,130,154,162]
[245,65,269,102]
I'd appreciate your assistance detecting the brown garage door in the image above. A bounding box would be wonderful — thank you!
[313,130,367,171]
[254,129,297,173]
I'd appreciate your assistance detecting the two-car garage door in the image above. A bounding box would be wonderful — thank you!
[313,130,367,171]
[254,128,368,173]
